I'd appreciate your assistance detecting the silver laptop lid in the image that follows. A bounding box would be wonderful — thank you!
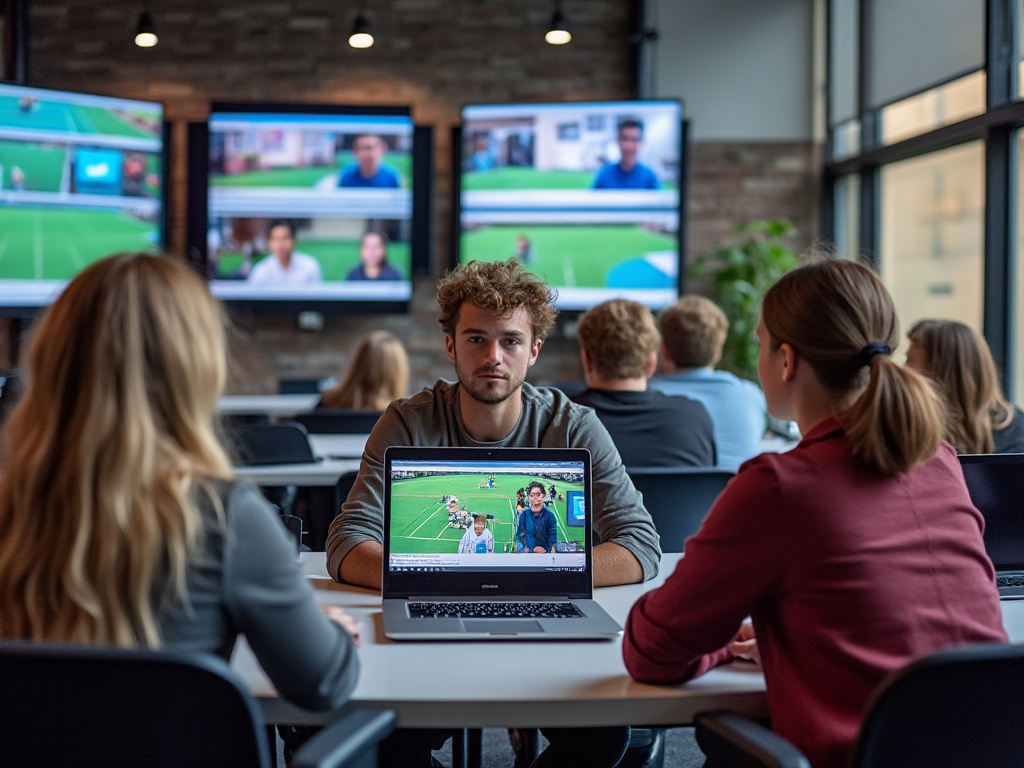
[382,446,593,600]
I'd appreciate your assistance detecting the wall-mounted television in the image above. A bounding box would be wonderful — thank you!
[188,103,430,314]
[455,99,685,311]
[0,82,165,315]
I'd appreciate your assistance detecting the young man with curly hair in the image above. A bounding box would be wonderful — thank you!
[326,259,660,768]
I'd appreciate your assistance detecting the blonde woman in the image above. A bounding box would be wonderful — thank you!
[319,330,409,411]
[0,253,359,711]
[906,318,1024,453]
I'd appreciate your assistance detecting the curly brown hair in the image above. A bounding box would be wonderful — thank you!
[437,260,558,341]
[576,299,660,380]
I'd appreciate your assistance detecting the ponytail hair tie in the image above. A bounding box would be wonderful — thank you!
[859,341,891,367]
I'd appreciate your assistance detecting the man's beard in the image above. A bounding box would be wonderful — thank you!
[454,355,527,405]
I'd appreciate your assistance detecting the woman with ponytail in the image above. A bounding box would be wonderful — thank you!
[0,253,359,712]
[623,259,1005,768]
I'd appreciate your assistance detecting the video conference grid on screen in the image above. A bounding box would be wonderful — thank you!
[459,100,682,310]
[0,83,164,308]
[205,110,414,302]
[388,458,587,572]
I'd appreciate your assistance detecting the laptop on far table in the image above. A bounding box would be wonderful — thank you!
[381,446,622,640]
[959,453,1024,600]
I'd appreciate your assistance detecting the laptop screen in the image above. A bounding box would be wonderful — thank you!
[960,453,1024,571]
[382,446,594,597]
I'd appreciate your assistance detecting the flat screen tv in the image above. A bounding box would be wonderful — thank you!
[0,82,165,314]
[456,99,685,311]
[189,103,427,314]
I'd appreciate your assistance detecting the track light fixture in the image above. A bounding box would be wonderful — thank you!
[545,2,571,45]
[134,10,158,48]
[349,12,374,49]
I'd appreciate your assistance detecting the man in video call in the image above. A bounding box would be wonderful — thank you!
[337,133,401,188]
[246,220,323,285]
[326,258,660,768]
[515,481,558,553]
[591,119,661,190]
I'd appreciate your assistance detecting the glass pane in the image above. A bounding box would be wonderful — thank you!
[833,174,861,259]
[831,119,861,161]
[830,0,859,124]
[1015,131,1024,405]
[867,0,985,109]
[880,71,986,145]
[880,142,984,338]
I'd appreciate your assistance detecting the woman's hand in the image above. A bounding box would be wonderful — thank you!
[323,606,362,647]
[728,622,759,665]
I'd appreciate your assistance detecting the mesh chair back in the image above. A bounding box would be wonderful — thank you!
[625,466,734,552]
[0,641,270,768]
[228,421,317,465]
[852,642,1024,768]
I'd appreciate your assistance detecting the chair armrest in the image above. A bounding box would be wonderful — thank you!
[694,711,811,768]
[290,707,396,768]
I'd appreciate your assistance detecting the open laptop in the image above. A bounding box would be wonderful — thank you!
[959,453,1024,600]
[381,446,623,640]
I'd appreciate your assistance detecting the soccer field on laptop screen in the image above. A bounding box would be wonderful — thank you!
[0,83,164,310]
[387,458,588,572]
[458,100,682,311]
[205,107,414,304]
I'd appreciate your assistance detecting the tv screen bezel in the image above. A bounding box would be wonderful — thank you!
[452,98,687,314]
[188,101,431,317]
[0,80,168,318]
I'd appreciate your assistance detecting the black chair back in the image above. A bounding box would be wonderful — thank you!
[294,409,383,435]
[335,470,360,516]
[852,642,1024,767]
[1,641,270,768]
[228,421,317,466]
[625,466,734,552]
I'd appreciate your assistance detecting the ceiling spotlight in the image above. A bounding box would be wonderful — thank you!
[134,10,158,48]
[545,3,571,45]
[349,12,374,49]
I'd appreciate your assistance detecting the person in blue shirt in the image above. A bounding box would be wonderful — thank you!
[337,134,401,188]
[591,119,660,190]
[516,481,558,553]
[346,230,403,281]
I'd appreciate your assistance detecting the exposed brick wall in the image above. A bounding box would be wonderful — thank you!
[10,0,820,390]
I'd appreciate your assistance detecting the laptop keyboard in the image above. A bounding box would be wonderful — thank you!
[408,601,584,619]
[997,574,1024,588]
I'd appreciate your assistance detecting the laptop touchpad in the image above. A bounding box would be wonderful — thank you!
[463,619,544,634]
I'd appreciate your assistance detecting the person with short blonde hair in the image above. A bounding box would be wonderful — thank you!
[319,330,409,411]
[906,318,1024,454]
[0,252,358,711]
[572,299,715,468]
[624,259,1005,768]
[653,295,767,470]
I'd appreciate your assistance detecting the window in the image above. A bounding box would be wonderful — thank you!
[879,142,985,332]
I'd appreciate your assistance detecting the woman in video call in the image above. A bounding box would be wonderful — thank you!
[347,230,403,281]
[0,253,360,712]
[622,258,1006,768]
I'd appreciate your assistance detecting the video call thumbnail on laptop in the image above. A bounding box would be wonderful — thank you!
[959,453,1024,600]
[380,446,623,640]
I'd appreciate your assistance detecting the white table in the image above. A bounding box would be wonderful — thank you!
[231,553,770,728]
[219,394,320,418]
[232,458,361,487]
[308,433,370,459]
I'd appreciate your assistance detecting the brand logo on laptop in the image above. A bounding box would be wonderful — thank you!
[482,584,499,589]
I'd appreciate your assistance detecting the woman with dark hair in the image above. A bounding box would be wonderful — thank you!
[623,259,1005,768]
[906,318,1024,453]
[347,230,402,280]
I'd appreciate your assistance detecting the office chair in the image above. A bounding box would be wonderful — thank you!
[228,422,318,466]
[694,641,1024,768]
[0,640,395,768]
[279,377,329,395]
[294,409,383,435]
[625,466,735,552]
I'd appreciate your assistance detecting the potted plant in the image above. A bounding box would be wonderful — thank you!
[688,218,799,382]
